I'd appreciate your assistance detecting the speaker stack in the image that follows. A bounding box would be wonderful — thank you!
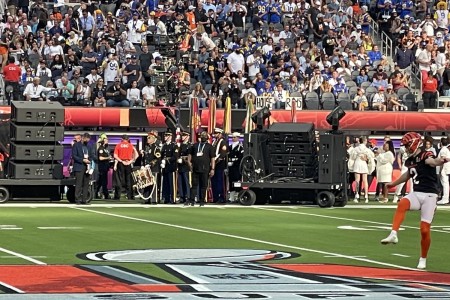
[318,133,347,184]
[8,101,65,179]
[267,123,318,180]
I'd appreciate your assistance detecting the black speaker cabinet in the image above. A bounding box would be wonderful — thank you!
[11,101,64,124]
[242,132,270,180]
[10,123,65,142]
[268,142,317,155]
[269,153,317,166]
[8,162,63,179]
[268,123,315,143]
[10,143,64,161]
[271,165,317,178]
[318,133,347,184]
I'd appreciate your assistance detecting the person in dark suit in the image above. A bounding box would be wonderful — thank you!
[188,131,215,206]
[72,133,95,204]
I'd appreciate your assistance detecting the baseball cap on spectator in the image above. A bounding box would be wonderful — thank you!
[324,61,331,68]
[155,56,162,60]
[387,84,393,89]
[131,55,137,59]
[188,5,195,10]
[126,54,132,59]
[356,25,361,30]
[378,86,385,91]
[267,63,274,68]
[437,32,443,37]
[107,11,112,16]
[315,0,321,5]
[149,11,156,16]
[109,48,116,54]
[132,11,139,16]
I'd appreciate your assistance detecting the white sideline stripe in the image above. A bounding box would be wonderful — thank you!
[0,247,46,265]
[0,228,22,230]
[0,256,47,259]
[256,208,450,234]
[0,281,24,293]
[392,254,410,258]
[37,227,82,230]
[324,255,367,258]
[73,207,420,271]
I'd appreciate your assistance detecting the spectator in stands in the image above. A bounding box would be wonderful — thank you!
[92,78,106,107]
[76,78,92,106]
[391,71,409,92]
[385,84,405,111]
[142,80,156,107]
[273,82,287,109]
[127,80,142,107]
[23,77,52,101]
[372,86,387,111]
[191,82,208,108]
[106,77,129,107]
[352,87,368,111]
[55,76,75,104]
[371,72,388,89]
[356,68,369,87]
[422,70,438,109]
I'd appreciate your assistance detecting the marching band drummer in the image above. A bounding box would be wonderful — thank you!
[141,130,162,204]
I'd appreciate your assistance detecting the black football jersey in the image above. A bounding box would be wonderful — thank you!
[405,150,439,194]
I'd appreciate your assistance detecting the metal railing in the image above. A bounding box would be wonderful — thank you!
[380,32,393,63]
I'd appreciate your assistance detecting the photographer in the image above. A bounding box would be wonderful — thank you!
[106,77,129,107]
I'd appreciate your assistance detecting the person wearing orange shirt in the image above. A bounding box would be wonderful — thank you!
[2,57,22,103]
[422,70,438,109]
[113,134,139,200]
[185,5,197,32]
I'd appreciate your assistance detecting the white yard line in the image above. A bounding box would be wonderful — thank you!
[256,207,450,234]
[73,207,420,271]
[0,247,46,265]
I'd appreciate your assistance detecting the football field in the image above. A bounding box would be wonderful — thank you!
[0,202,450,299]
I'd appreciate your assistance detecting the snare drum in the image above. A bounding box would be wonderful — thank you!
[132,166,155,189]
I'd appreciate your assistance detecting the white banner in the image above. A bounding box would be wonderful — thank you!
[285,97,303,110]
[255,97,273,109]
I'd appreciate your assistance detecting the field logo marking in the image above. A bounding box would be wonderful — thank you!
[73,207,419,271]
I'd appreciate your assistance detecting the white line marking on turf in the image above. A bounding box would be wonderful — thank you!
[37,227,82,230]
[0,281,24,293]
[0,228,22,230]
[0,256,47,259]
[0,247,46,265]
[73,207,420,271]
[324,255,367,258]
[392,254,410,258]
[256,207,450,234]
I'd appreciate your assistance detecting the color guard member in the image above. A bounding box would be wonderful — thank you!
[142,130,162,204]
[177,131,192,205]
[211,128,228,203]
[228,132,244,202]
[161,131,177,204]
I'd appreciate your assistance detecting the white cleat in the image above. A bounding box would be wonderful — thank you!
[393,195,399,203]
[437,199,449,205]
[353,194,359,203]
[365,197,369,203]
[381,234,398,245]
[417,257,427,269]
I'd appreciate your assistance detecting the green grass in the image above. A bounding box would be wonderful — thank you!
[0,205,449,279]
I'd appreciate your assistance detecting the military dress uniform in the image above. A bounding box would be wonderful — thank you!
[161,132,178,204]
[211,128,228,203]
[142,138,162,204]
[177,133,192,204]
[228,133,244,201]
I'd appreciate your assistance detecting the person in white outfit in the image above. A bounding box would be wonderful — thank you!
[348,136,375,203]
[438,137,450,205]
[393,146,412,203]
[375,141,395,203]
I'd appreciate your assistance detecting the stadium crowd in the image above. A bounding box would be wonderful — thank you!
[0,0,447,110]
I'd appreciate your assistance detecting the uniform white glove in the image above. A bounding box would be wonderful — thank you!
[177,158,182,163]
[160,163,165,168]
[228,162,233,166]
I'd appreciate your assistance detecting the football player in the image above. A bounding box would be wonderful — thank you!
[381,132,448,269]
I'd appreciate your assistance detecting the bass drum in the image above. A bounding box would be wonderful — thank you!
[132,166,156,201]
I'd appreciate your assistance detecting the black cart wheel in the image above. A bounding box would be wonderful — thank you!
[238,189,257,206]
[317,191,335,208]
[66,186,75,203]
[0,186,10,203]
